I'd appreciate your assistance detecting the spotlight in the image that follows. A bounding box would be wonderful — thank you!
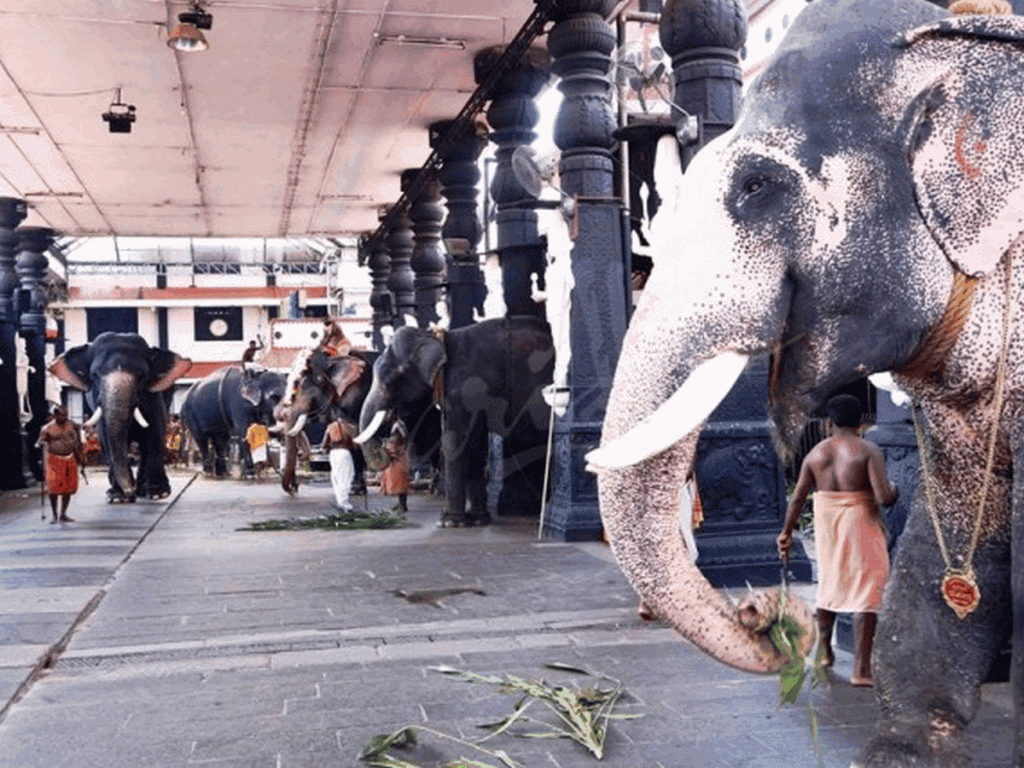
[102,89,136,134]
[167,4,212,52]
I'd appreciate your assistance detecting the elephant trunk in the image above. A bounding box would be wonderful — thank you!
[586,248,813,674]
[100,370,137,498]
[279,434,296,494]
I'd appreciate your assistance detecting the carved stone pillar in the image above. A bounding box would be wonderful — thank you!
[647,0,812,584]
[0,198,27,490]
[17,226,56,482]
[384,203,415,327]
[542,0,631,541]
[364,232,392,350]
[430,119,487,330]
[475,45,550,319]
[404,168,446,329]
[659,0,745,165]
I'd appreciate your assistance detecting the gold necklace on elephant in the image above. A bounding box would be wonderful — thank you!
[910,253,1013,620]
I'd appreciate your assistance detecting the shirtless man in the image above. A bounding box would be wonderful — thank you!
[777,394,898,687]
[35,405,85,524]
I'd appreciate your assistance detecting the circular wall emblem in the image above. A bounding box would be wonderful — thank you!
[209,318,229,337]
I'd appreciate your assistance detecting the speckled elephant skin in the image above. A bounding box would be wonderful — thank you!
[49,332,192,503]
[586,0,1024,765]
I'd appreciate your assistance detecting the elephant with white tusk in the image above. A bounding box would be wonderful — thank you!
[588,0,1024,764]
[49,332,192,503]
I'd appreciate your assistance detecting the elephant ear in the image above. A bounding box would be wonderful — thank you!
[240,373,262,406]
[147,348,193,393]
[903,14,1024,276]
[49,343,92,391]
[391,327,447,391]
[328,355,367,405]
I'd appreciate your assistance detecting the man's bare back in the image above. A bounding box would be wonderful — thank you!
[802,430,896,504]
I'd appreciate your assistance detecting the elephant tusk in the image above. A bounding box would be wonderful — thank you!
[133,408,149,428]
[354,409,386,445]
[586,351,749,470]
[84,407,103,428]
[286,412,308,437]
[267,421,286,434]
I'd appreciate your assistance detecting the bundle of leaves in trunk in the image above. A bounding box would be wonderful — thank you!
[240,507,406,531]
[358,662,643,767]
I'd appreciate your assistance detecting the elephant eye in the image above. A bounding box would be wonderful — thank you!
[740,176,767,199]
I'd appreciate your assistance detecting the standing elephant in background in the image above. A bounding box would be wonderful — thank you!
[180,366,286,478]
[359,316,553,527]
[586,0,1024,764]
[49,332,191,503]
[272,348,375,495]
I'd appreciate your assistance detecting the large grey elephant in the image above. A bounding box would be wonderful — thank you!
[50,332,192,502]
[586,0,1024,765]
[180,366,286,478]
[359,316,553,527]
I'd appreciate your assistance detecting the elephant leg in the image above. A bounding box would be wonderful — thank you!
[497,430,548,517]
[464,430,490,525]
[238,437,255,478]
[351,447,367,495]
[857,512,1011,768]
[1012,436,1024,766]
[136,429,171,499]
[211,434,231,478]
[441,415,486,527]
[195,437,215,476]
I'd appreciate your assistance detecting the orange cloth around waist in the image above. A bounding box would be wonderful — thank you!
[46,453,79,495]
[812,490,889,613]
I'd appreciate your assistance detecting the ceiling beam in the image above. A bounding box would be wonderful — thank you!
[277,0,339,237]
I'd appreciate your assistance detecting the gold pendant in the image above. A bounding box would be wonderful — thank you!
[941,568,980,620]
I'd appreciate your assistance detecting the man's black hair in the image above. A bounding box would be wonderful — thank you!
[826,394,862,429]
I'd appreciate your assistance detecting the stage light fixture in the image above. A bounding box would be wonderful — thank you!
[168,3,212,52]
[102,89,136,133]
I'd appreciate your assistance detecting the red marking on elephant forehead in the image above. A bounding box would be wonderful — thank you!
[954,113,986,180]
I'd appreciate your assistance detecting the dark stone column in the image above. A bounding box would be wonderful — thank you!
[542,0,631,541]
[403,168,446,329]
[17,226,57,482]
[0,198,27,490]
[430,119,487,330]
[364,232,393,350]
[475,45,550,319]
[384,203,415,326]
[648,0,812,584]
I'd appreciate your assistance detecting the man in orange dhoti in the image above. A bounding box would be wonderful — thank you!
[35,405,84,524]
[778,395,898,687]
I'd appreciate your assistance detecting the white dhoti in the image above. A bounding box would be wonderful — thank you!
[329,448,354,510]
[813,490,889,613]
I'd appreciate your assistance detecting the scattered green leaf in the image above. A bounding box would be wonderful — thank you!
[240,507,406,531]
[359,663,643,766]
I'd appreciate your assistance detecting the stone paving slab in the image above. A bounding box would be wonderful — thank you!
[0,473,1017,767]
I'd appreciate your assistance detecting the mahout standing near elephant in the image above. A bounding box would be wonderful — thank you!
[36,405,84,523]
[585,0,1024,763]
[778,395,897,687]
[376,421,409,513]
[49,332,191,503]
[321,415,357,511]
